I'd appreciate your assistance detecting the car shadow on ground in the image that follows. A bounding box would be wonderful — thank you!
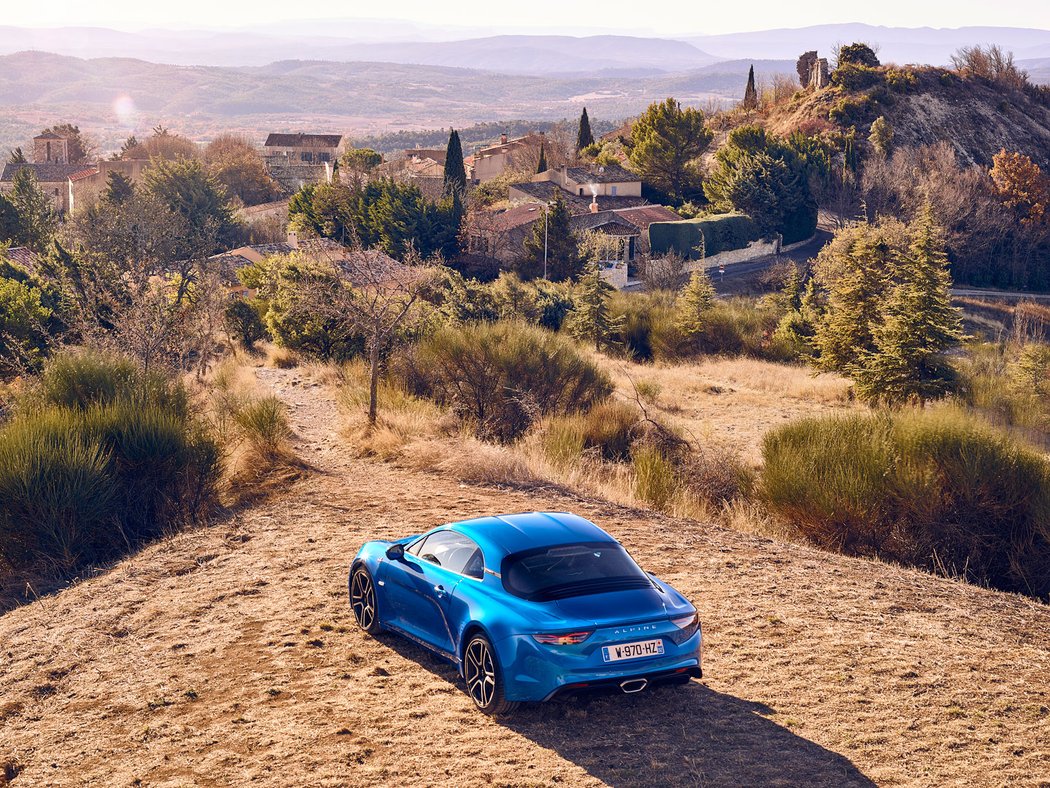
[376,634,875,787]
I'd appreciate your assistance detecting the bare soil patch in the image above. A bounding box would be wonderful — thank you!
[0,366,1047,787]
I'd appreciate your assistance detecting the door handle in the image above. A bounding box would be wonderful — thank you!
[434,585,447,598]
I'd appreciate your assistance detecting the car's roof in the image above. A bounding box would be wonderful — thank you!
[446,512,614,559]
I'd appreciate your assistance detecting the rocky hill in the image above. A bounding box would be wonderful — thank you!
[765,66,1050,168]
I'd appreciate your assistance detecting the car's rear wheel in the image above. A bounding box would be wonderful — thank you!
[349,567,381,635]
[463,634,518,715]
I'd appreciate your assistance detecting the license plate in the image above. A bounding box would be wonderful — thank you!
[601,638,665,662]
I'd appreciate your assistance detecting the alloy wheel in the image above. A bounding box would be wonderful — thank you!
[464,638,497,709]
[350,570,376,631]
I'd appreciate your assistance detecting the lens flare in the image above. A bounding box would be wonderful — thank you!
[112,94,136,127]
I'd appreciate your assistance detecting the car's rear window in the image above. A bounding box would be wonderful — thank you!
[501,541,652,601]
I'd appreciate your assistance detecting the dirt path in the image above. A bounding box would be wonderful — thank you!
[1,366,1048,787]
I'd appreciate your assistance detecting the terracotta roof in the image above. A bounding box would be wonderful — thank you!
[0,162,93,183]
[564,164,637,184]
[264,133,342,148]
[610,205,681,230]
[571,211,641,236]
[508,180,648,213]
[2,246,39,272]
[491,204,545,231]
[69,167,101,182]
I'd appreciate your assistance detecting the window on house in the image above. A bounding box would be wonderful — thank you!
[610,186,618,196]
[318,152,330,162]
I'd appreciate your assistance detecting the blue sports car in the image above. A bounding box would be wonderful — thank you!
[348,511,703,714]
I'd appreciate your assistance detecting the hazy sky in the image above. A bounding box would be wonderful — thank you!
[8,0,1050,35]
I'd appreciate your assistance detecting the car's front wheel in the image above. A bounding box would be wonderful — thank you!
[463,633,519,715]
[349,566,381,635]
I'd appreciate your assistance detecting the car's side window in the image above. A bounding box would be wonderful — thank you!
[415,531,484,577]
[406,535,429,557]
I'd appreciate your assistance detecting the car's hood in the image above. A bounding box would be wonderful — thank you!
[552,586,685,627]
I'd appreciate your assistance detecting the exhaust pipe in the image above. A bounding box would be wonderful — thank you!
[620,678,648,694]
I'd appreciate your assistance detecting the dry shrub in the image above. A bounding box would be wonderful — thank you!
[680,445,755,508]
[762,408,1050,598]
[403,437,538,487]
[393,321,612,442]
[266,345,299,369]
[235,396,291,459]
[632,444,679,509]
[540,400,639,465]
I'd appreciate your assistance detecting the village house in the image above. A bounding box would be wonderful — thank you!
[508,163,648,214]
[472,133,545,182]
[68,159,151,216]
[263,133,343,164]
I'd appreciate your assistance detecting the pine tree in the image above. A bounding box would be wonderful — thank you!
[442,129,467,198]
[853,203,963,405]
[868,116,894,157]
[675,269,717,339]
[102,171,135,204]
[536,143,548,174]
[7,147,26,164]
[567,260,622,351]
[576,107,595,153]
[742,65,759,111]
[520,189,583,282]
[8,168,57,253]
[811,221,896,372]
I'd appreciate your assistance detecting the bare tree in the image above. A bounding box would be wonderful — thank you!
[640,252,690,291]
[304,242,438,426]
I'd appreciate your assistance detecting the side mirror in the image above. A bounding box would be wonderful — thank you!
[385,543,405,561]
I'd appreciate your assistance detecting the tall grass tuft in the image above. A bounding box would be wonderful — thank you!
[0,351,220,577]
[632,444,680,509]
[762,407,1050,599]
[235,395,292,459]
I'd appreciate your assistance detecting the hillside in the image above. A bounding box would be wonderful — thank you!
[764,67,1050,169]
[0,364,1047,786]
[0,51,789,153]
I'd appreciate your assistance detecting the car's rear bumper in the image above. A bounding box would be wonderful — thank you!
[543,664,703,700]
[496,630,702,702]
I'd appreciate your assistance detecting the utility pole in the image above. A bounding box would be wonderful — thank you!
[543,202,549,280]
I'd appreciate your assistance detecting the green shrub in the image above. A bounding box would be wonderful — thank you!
[225,299,267,349]
[394,321,612,442]
[828,95,876,126]
[235,395,292,457]
[831,64,883,91]
[633,444,679,508]
[0,351,220,574]
[648,213,761,260]
[762,409,1050,598]
[885,68,919,91]
[31,350,187,418]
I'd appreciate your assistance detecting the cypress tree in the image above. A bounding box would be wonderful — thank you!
[537,143,548,174]
[443,129,467,198]
[576,107,595,153]
[675,269,717,339]
[742,65,759,111]
[853,203,963,405]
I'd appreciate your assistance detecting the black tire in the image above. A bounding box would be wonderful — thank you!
[463,633,519,715]
[349,566,382,635]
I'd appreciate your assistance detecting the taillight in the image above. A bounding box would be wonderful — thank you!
[668,612,699,644]
[532,631,593,645]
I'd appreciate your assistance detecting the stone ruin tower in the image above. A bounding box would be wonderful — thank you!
[33,131,68,164]
[809,58,830,89]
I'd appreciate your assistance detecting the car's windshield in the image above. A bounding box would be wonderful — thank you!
[501,541,651,601]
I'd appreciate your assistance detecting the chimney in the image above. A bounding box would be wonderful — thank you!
[500,133,508,145]
[287,229,299,248]
[590,197,599,214]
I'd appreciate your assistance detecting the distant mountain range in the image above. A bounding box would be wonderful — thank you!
[0,21,1047,156]
[1,23,1047,71]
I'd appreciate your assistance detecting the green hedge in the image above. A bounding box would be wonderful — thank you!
[649,213,761,260]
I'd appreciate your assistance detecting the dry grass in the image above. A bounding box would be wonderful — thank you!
[608,357,856,464]
[263,342,299,369]
[1,366,1047,787]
